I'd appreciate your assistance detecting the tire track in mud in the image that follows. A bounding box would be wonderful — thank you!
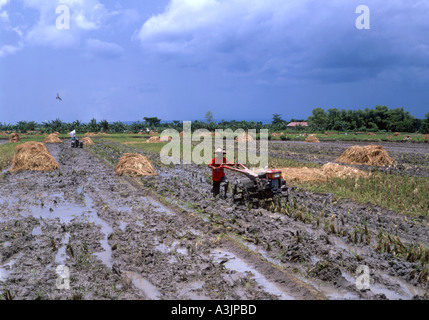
[0,142,314,300]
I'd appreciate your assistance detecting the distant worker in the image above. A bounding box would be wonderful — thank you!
[208,148,233,198]
[69,129,76,141]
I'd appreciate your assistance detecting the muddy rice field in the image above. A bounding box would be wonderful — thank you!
[1,138,428,300]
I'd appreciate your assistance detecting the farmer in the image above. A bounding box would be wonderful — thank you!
[208,148,233,198]
[69,129,76,141]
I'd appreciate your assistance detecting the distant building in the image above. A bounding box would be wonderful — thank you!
[287,122,308,128]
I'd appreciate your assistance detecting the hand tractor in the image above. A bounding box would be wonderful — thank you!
[219,163,289,207]
[71,137,83,148]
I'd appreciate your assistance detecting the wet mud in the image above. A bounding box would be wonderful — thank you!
[1,139,428,300]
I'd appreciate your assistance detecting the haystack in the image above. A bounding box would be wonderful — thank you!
[81,137,94,145]
[53,131,60,136]
[324,132,332,136]
[305,135,320,143]
[335,145,394,166]
[85,132,97,137]
[271,132,281,137]
[146,136,161,143]
[0,132,8,137]
[149,131,158,136]
[9,141,59,173]
[394,132,401,136]
[115,153,157,177]
[97,132,110,136]
[235,132,254,142]
[279,163,367,183]
[128,131,134,134]
[9,133,21,143]
[367,132,376,136]
[44,133,63,144]
[160,135,172,142]
[138,132,144,135]
[423,134,429,140]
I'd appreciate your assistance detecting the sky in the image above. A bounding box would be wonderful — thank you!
[0,0,428,124]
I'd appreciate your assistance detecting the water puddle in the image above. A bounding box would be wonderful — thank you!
[210,249,295,300]
[123,271,162,300]
[16,192,115,269]
[342,270,427,300]
[32,226,43,236]
[55,233,70,265]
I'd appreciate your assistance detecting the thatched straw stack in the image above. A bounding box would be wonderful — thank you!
[85,132,97,137]
[279,163,368,183]
[394,132,401,136]
[367,132,376,136]
[146,136,161,143]
[335,145,394,166]
[149,131,158,136]
[9,133,21,143]
[115,153,157,177]
[305,135,320,143]
[81,137,94,145]
[44,133,63,143]
[235,132,254,142]
[423,134,429,140]
[9,142,59,173]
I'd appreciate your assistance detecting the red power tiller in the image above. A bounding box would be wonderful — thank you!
[218,163,289,206]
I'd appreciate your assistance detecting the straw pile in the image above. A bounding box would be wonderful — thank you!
[386,136,393,139]
[367,132,376,136]
[53,132,60,136]
[81,137,94,145]
[115,153,157,177]
[9,133,21,143]
[138,132,144,135]
[9,142,59,173]
[335,145,394,166]
[305,135,320,143]
[324,132,332,135]
[146,136,161,143]
[394,132,401,136]
[97,132,110,136]
[85,132,97,137]
[423,134,429,140]
[128,131,134,134]
[0,132,8,137]
[160,135,172,142]
[149,131,158,136]
[44,133,63,143]
[235,132,254,142]
[271,132,281,137]
[279,163,368,183]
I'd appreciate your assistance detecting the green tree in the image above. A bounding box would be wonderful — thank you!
[204,111,214,123]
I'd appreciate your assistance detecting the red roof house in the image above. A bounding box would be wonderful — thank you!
[287,122,308,127]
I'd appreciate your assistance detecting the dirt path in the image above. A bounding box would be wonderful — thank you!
[0,142,316,300]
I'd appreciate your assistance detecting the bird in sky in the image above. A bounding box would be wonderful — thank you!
[56,93,62,101]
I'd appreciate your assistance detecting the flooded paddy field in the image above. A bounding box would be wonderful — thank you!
[0,139,428,300]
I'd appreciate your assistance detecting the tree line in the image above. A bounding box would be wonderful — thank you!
[1,106,428,134]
